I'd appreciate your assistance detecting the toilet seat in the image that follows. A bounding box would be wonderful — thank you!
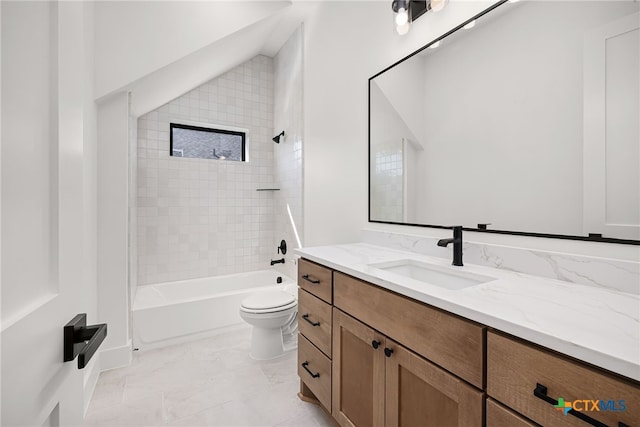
[240,290,297,314]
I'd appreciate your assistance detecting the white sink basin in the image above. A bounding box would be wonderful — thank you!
[369,259,496,290]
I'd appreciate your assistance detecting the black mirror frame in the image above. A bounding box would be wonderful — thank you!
[367,0,639,246]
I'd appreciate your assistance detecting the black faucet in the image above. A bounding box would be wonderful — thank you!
[437,226,463,266]
[270,258,285,266]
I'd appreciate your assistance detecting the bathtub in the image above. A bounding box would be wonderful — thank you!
[132,270,296,350]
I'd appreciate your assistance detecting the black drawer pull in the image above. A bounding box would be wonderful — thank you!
[372,340,381,349]
[533,383,620,427]
[302,314,320,327]
[302,274,320,284]
[384,347,394,358]
[301,361,320,378]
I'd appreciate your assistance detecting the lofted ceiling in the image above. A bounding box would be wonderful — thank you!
[94,0,316,116]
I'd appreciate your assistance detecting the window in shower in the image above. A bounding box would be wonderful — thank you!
[169,123,246,161]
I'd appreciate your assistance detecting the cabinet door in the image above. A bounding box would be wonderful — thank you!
[385,339,484,427]
[332,308,386,427]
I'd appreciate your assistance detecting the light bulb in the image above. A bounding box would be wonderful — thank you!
[463,20,476,29]
[396,21,410,35]
[430,0,446,12]
[395,7,408,26]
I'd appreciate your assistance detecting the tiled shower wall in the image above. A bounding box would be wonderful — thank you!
[273,26,304,279]
[370,140,404,222]
[136,56,276,285]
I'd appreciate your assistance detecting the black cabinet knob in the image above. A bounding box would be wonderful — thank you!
[371,340,380,349]
[384,347,394,357]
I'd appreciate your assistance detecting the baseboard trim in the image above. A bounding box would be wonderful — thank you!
[99,341,132,372]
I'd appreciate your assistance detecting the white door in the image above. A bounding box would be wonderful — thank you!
[583,11,640,240]
[2,1,96,425]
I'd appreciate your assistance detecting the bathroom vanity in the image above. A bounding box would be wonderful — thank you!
[295,244,640,427]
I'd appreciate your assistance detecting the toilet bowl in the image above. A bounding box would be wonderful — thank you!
[239,284,298,360]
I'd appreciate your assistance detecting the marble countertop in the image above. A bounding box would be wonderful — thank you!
[295,243,640,382]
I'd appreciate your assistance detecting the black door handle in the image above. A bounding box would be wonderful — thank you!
[302,274,320,284]
[64,313,107,369]
[372,340,381,349]
[301,361,320,378]
[384,347,393,357]
[302,314,320,327]
[533,383,622,427]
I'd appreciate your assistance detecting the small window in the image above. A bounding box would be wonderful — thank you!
[170,123,246,161]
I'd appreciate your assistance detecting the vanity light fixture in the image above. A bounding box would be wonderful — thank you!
[272,130,285,144]
[395,0,409,26]
[429,0,446,12]
[392,0,447,35]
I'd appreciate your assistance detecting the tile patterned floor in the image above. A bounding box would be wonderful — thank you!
[85,327,334,426]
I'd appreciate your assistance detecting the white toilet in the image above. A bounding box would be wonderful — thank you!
[239,284,298,360]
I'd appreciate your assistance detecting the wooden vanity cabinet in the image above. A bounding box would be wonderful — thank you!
[297,259,334,412]
[298,289,332,357]
[298,258,640,427]
[487,331,640,427]
[385,338,484,427]
[486,398,537,427]
[333,272,485,389]
[298,258,333,303]
[332,308,483,427]
[332,308,386,427]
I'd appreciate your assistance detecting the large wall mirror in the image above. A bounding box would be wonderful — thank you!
[369,0,639,244]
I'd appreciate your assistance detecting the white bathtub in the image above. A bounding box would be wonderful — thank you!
[132,270,296,350]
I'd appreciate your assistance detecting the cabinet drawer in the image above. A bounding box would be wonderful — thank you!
[298,258,333,304]
[298,334,332,412]
[334,272,484,388]
[487,331,640,427]
[298,289,332,357]
[486,398,536,427]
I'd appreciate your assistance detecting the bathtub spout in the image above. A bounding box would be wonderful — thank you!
[270,258,285,266]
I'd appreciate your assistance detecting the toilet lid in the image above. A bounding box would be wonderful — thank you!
[241,290,296,311]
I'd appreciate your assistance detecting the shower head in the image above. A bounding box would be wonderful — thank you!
[272,131,285,144]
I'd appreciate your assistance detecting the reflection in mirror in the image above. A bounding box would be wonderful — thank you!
[369,1,639,242]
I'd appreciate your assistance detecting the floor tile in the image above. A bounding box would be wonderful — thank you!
[86,328,333,426]
[85,394,166,426]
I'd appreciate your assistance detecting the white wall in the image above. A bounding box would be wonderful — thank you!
[97,92,132,370]
[303,1,496,246]
[273,25,304,278]
[302,1,639,262]
[136,56,276,285]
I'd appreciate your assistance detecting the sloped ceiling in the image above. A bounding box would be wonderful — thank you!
[126,12,282,116]
[95,1,290,99]
[373,54,427,147]
[95,1,315,116]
